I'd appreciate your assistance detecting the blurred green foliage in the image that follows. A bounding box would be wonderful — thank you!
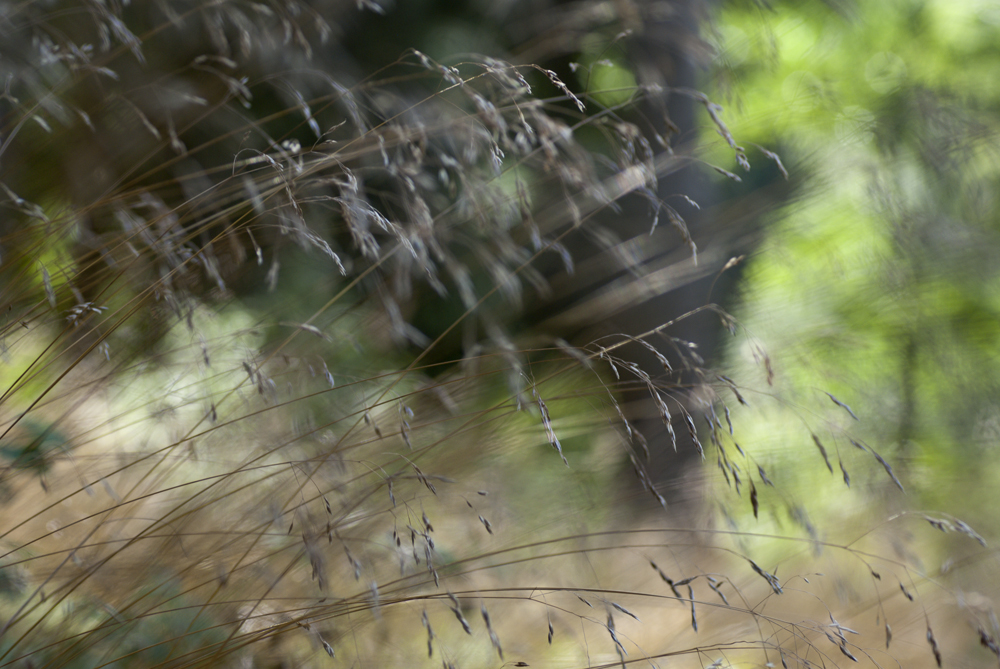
[710,0,1000,545]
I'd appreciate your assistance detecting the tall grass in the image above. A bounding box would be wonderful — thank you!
[0,2,994,668]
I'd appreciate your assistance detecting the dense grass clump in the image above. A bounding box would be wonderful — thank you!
[0,2,994,668]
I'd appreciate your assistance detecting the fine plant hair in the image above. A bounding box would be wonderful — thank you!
[0,2,995,669]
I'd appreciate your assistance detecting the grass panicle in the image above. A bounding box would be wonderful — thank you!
[0,2,993,669]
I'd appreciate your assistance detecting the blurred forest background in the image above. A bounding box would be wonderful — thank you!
[712,0,1000,612]
[1,0,999,667]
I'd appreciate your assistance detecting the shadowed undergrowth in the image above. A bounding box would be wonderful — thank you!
[0,2,995,668]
